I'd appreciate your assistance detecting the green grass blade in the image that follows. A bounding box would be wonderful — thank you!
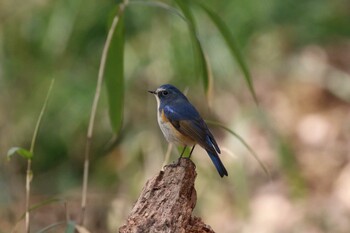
[105,8,125,134]
[6,79,54,161]
[7,147,33,160]
[206,120,270,177]
[174,0,196,27]
[30,79,55,154]
[129,0,211,94]
[174,0,209,93]
[196,39,209,92]
[196,2,258,105]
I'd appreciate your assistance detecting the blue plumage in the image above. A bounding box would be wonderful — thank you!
[206,150,228,177]
[149,84,228,177]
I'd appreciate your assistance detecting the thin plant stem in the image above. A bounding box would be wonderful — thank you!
[29,80,55,154]
[25,159,31,233]
[24,79,55,233]
[80,1,128,226]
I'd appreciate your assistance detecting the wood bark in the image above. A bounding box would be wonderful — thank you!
[119,158,215,233]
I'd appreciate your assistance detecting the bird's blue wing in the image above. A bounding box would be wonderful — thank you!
[162,102,200,121]
[162,100,226,177]
[163,103,220,153]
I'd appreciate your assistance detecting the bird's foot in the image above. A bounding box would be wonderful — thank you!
[164,157,189,168]
[166,158,181,168]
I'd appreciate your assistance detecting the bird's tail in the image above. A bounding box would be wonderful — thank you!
[206,150,228,177]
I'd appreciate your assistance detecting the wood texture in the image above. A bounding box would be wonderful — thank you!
[119,158,215,233]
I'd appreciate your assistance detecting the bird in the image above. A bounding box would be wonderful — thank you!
[148,84,228,177]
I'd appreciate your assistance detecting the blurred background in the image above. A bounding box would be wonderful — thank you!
[1,0,350,232]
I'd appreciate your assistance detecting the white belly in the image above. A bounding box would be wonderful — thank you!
[159,121,182,145]
[157,112,194,146]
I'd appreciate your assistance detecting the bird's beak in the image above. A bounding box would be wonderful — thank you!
[148,90,156,94]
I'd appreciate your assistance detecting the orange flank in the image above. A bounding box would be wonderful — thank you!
[160,109,169,122]
[159,109,194,146]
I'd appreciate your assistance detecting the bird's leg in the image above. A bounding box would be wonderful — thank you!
[166,146,187,168]
[188,145,196,159]
[174,146,187,165]
[179,146,187,158]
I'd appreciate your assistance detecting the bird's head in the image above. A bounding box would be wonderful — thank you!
[148,84,187,105]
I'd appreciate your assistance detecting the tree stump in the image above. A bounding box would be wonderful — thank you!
[119,158,215,233]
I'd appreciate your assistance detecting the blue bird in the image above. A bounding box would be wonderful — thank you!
[149,84,228,177]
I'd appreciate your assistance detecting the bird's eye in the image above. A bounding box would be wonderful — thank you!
[162,91,168,96]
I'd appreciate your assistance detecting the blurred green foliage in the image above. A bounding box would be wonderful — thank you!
[1,0,349,232]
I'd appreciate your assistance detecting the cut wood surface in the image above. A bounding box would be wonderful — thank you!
[119,158,215,233]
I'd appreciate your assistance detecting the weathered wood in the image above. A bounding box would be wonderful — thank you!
[119,158,215,233]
